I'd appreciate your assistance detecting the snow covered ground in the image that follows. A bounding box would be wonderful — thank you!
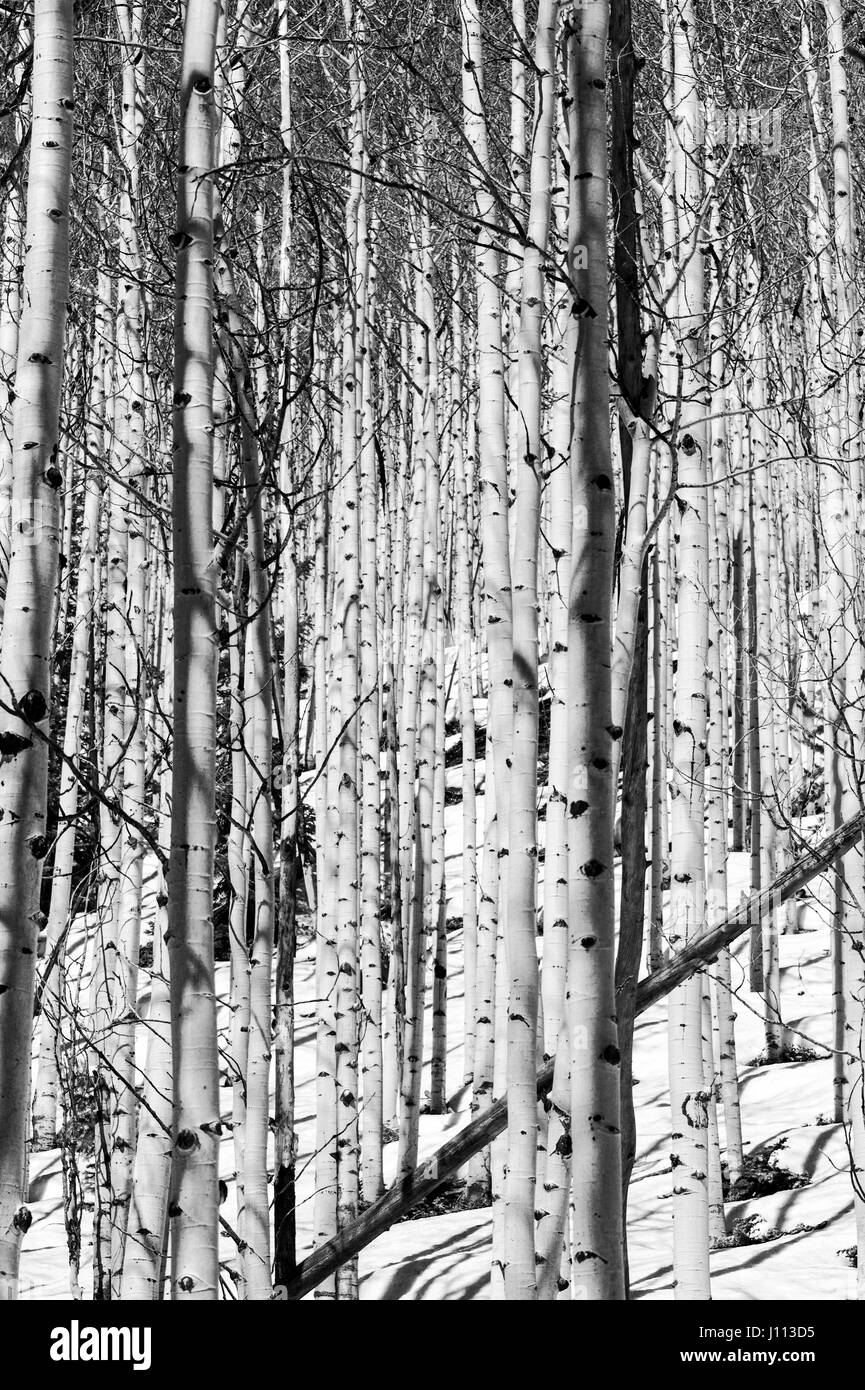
[20,761,859,1300]
[353,859,858,1302]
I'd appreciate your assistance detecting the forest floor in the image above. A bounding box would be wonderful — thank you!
[350,850,858,1301]
[21,714,858,1300]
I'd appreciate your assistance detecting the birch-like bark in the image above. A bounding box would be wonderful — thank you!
[450,266,478,1088]
[358,207,384,1200]
[0,0,73,1296]
[395,285,426,1148]
[399,169,441,1177]
[649,451,671,973]
[822,0,865,1284]
[503,0,558,1299]
[167,0,221,1300]
[505,0,527,550]
[742,275,784,1056]
[226,555,250,1293]
[459,0,513,1206]
[535,168,572,1298]
[313,658,340,1298]
[565,0,625,1301]
[32,440,100,1150]
[429,608,448,1114]
[273,3,299,1284]
[32,310,101,1148]
[122,631,174,1299]
[381,336,405,1120]
[664,0,710,1300]
[93,289,126,1300]
[0,100,24,619]
[332,0,366,1297]
[213,221,276,1300]
[109,0,148,1286]
[312,349,339,1296]
[705,201,743,1185]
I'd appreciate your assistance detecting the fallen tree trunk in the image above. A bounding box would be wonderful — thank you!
[280,809,865,1299]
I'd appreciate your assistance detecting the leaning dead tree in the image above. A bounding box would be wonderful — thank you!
[281,810,865,1299]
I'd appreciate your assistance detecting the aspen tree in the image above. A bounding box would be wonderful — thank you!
[213,219,276,1300]
[505,0,527,544]
[459,0,514,1204]
[395,320,426,1155]
[799,3,851,1123]
[312,669,340,1298]
[32,448,100,1150]
[358,207,384,1201]
[822,0,865,1281]
[274,0,299,1280]
[93,269,127,1299]
[31,300,102,1153]
[429,609,448,1114]
[312,348,340,1297]
[648,451,671,975]
[212,4,253,1293]
[167,0,221,1301]
[450,266,478,1087]
[740,260,784,1057]
[647,4,677,975]
[399,166,441,1177]
[226,554,251,1292]
[327,0,368,1298]
[698,304,727,1237]
[664,0,711,1300]
[53,367,77,644]
[388,315,420,1134]
[612,93,658,1229]
[382,329,406,1119]
[744,407,765,997]
[490,847,509,1299]
[80,251,112,1200]
[0,104,24,617]
[705,191,742,1184]
[240,478,275,1303]
[608,0,651,964]
[565,0,624,1300]
[535,175,572,1297]
[729,411,748,854]
[503,0,558,1299]
[610,445,653,777]
[122,640,174,1300]
[0,0,74,1296]
[390,314,410,727]
[109,0,149,1286]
